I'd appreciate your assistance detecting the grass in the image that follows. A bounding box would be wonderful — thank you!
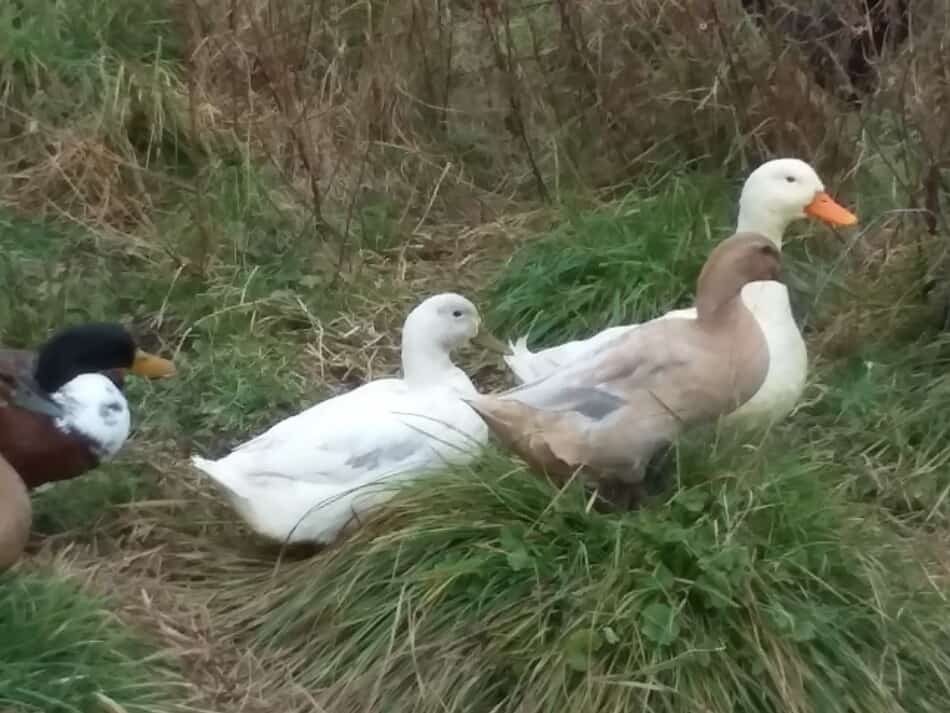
[794,338,950,524]
[0,569,189,713]
[486,175,733,345]
[222,444,950,713]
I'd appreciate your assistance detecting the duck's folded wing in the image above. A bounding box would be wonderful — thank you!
[496,320,692,415]
[216,382,476,487]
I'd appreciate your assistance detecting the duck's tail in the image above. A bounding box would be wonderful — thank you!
[503,336,537,384]
[190,455,247,503]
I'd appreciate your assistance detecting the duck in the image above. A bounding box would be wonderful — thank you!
[468,233,783,509]
[504,158,858,426]
[0,453,31,573]
[190,292,508,545]
[0,322,177,489]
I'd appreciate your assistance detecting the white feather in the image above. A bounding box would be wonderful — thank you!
[52,373,131,459]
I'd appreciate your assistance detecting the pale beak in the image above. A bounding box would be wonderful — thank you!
[804,191,858,226]
[130,349,177,378]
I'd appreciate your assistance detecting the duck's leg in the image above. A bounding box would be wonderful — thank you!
[592,478,647,513]
[642,443,675,497]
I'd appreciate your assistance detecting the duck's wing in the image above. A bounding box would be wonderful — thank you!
[504,324,637,384]
[470,319,722,480]
[196,379,486,491]
[499,319,696,411]
[504,306,700,384]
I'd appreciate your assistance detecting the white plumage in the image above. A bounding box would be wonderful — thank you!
[191,293,490,545]
[53,373,131,460]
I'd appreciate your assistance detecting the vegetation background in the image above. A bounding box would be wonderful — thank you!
[2,0,950,711]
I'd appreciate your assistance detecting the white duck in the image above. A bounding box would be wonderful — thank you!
[504,158,858,426]
[191,293,505,545]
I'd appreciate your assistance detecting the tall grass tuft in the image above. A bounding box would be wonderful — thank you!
[0,570,190,713]
[486,174,735,345]
[225,444,950,713]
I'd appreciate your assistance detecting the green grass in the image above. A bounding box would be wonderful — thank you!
[794,338,950,524]
[0,570,188,713]
[232,444,950,713]
[30,464,160,536]
[487,175,731,345]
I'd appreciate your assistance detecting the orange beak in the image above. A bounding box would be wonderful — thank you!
[130,349,177,378]
[803,191,858,227]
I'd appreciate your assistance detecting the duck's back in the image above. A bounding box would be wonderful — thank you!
[194,375,487,543]
[204,376,483,483]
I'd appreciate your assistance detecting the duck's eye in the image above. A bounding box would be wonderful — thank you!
[452,310,463,318]
[785,176,796,183]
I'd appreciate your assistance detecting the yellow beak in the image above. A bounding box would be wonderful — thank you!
[130,349,177,378]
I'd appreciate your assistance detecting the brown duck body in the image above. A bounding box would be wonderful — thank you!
[468,233,781,506]
[0,452,31,572]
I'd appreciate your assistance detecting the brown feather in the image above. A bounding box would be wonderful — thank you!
[0,452,31,573]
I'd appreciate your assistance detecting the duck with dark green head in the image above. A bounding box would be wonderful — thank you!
[0,322,176,489]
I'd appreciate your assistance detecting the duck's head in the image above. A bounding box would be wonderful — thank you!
[737,158,858,245]
[33,322,176,394]
[402,293,509,355]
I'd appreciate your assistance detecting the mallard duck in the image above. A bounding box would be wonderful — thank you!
[469,233,784,508]
[505,158,858,426]
[191,292,507,545]
[0,453,30,573]
[0,323,176,489]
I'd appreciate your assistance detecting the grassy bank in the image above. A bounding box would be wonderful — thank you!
[3,0,950,712]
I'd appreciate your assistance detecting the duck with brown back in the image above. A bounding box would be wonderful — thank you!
[0,453,31,573]
[0,323,176,489]
[467,233,782,509]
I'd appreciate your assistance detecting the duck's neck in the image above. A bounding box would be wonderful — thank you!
[736,203,790,250]
[695,259,750,325]
[401,336,465,390]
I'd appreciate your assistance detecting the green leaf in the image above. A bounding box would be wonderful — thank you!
[562,628,603,671]
[499,527,533,572]
[648,563,675,590]
[639,602,680,646]
[694,571,735,610]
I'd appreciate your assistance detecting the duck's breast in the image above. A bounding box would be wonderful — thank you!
[724,280,807,425]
